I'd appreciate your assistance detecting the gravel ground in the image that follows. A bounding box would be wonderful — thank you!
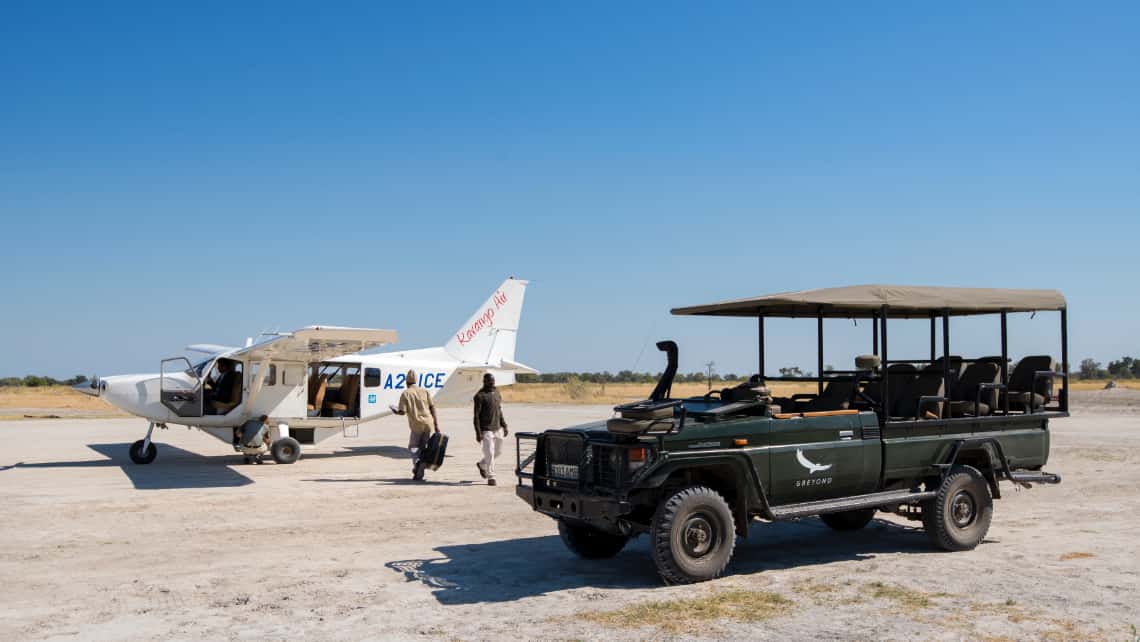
[0,395,1137,641]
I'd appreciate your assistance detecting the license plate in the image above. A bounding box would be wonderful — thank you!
[549,463,579,480]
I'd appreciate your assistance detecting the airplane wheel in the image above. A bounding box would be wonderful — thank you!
[271,437,301,464]
[129,440,157,465]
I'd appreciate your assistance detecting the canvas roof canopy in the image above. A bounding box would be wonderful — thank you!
[671,285,1066,319]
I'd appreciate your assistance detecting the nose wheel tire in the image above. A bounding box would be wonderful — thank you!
[271,437,301,465]
[922,465,993,551]
[651,485,736,584]
[128,440,157,465]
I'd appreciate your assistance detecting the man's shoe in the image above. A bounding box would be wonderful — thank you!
[488,478,497,486]
[476,463,487,479]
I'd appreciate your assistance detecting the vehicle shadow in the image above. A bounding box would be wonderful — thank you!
[3,443,254,490]
[387,517,939,604]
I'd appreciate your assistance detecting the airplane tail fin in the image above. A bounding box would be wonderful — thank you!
[444,277,528,366]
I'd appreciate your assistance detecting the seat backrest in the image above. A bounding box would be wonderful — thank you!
[953,361,1000,406]
[893,366,945,418]
[308,371,321,405]
[862,363,916,409]
[931,356,964,383]
[340,374,361,409]
[803,379,856,411]
[1009,355,1057,396]
[312,374,329,409]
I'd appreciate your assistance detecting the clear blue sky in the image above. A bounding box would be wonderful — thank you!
[1,1,1136,378]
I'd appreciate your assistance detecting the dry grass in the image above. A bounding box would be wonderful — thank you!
[1059,551,1096,561]
[1068,379,1140,390]
[578,588,793,634]
[864,581,954,610]
[501,381,816,405]
[0,386,123,416]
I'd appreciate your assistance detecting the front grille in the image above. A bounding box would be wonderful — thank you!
[545,434,583,484]
[591,445,623,488]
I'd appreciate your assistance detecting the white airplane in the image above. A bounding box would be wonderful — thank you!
[75,278,533,465]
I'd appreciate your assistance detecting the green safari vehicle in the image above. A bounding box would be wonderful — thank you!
[515,285,1068,583]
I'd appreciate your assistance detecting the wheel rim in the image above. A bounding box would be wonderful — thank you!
[950,490,976,528]
[282,446,294,458]
[681,512,718,558]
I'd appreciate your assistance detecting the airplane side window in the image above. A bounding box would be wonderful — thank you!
[365,368,381,388]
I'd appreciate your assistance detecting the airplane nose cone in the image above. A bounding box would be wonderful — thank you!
[72,377,103,397]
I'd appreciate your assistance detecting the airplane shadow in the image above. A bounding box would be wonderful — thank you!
[303,477,477,487]
[386,517,941,605]
[4,443,254,490]
[294,445,412,461]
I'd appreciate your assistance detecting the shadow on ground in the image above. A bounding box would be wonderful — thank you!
[387,518,939,605]
[300,445,411,461]
[2,443,254,490]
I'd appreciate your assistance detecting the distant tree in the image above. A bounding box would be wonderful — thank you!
[1107,357,1136,379]
[1079,358,1105,380]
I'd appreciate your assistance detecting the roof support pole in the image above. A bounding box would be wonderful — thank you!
[1001,311,1009,415]
[872,313,879,355]
[929,315,936,361]
[881,306,890,422]
[942,311,951,418]
[1061,307,1069,412]
[817,309,824,395]
[758,316,766,381]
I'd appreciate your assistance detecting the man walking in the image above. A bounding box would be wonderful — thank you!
[474,372,508,486]
[389,369,439,481]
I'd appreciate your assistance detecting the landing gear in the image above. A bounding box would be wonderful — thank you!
[271,437,301,464]
[129,422,159,464]
[129,439,157,464]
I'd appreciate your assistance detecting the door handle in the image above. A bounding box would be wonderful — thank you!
[839,430,854,441]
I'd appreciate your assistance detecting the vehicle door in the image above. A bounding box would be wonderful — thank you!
[766,412,873,505]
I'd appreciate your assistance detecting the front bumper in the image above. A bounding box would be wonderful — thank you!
[516,485,632,525]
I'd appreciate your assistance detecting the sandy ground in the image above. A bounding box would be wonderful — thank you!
[1,393,1138,641]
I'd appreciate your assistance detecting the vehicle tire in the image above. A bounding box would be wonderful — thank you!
[820,508,876,531]
[128,439,157,465]
[922,465,993,551]
[650,485,736,584]
[271,437,302,464]
[558,521,629,559]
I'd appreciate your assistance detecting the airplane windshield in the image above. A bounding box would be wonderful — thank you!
[186,359,211,378]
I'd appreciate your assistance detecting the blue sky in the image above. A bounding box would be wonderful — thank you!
[1,1,1136,378]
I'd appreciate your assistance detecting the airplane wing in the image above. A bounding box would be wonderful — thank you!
[229,326,398,363]
[186,343,241,356]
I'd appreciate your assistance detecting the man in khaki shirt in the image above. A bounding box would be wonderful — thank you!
[389,369,439,481]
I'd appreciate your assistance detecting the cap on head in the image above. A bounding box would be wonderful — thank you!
[406,369,417,385]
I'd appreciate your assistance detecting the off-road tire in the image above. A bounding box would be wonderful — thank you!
[820,508,876,531]
[128,440,157,465]
[558,521,629,559]
[650,485,736,584]
[922,465,993,551]
[271,437,302,465]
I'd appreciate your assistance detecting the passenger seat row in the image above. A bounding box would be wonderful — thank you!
[778,355,1058,419]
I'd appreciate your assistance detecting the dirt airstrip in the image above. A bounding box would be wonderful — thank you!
[1,391,1138,640]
